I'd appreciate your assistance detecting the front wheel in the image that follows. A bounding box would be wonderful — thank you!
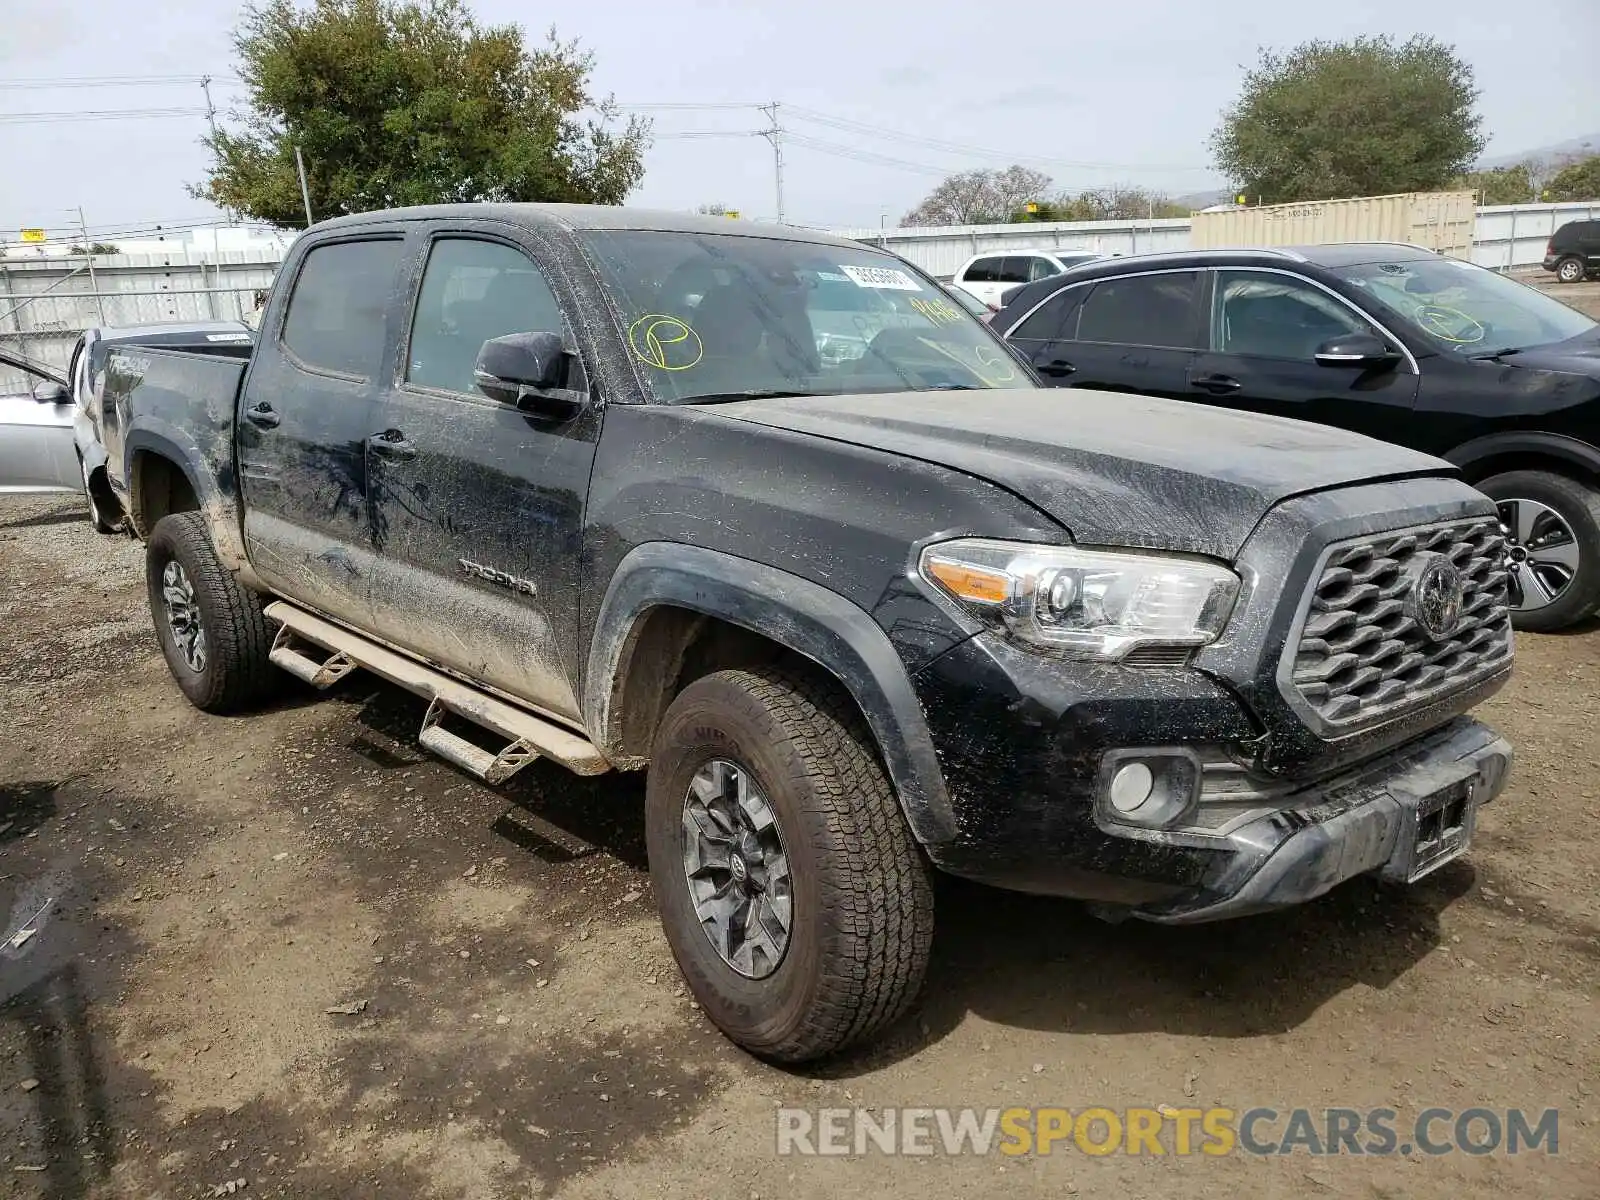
[645,665,935,1063]
[1555,256,1585,284]
[145,512,280,712]
[1478,470,1600,632]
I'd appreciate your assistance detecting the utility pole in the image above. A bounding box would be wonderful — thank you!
[200,75,237,229]
[759,102,785,225]
[294,145,315,228]
[76,207,106,323]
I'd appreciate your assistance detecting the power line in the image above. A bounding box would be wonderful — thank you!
[784,134,959,178]
[0,74,242,89]
[784,104,1212,173]
[0,107,210,124]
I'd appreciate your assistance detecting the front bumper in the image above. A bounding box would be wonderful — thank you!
[910,628,1511,920]
[1132,718,1510,923]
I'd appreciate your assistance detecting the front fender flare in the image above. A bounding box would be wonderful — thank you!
[584,543,956,844]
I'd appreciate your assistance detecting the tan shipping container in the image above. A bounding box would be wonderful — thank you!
[1191,191,1476,259]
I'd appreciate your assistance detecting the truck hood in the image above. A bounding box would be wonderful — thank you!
[710,388,1449,558]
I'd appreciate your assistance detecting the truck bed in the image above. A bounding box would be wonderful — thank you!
[101,344,250,554]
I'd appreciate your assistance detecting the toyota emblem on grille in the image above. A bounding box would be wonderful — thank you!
[1407,553,1465,642]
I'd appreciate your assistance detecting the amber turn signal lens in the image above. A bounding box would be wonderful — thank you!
[923,556,1010,605]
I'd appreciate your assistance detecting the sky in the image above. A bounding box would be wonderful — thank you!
[2,0,1597,241]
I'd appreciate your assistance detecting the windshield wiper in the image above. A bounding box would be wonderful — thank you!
[678,389,826,405]
[1468,346,1525,360]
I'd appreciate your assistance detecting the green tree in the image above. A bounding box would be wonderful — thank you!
[1544,154,1600,202]
[67,242,122,256]
[1457,163,1536,205]
[194,0,650,227]
[1211,36,1485,204]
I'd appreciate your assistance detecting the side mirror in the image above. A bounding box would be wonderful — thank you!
[32,380,69,404]
[1314,334,1401,370]
[473,332,582,417]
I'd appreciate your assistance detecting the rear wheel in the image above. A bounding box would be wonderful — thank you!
[146,512,279,712]
[1477,470,1600,632]
[1555,256,1585,284]
[645,665,934,1063]
[79,457,118,534]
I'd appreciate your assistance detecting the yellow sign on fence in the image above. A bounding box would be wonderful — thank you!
[19,228,45,243]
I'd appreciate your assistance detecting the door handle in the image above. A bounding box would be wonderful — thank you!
[368,430,418,460]
[244,402,281,428]
[1033,356,1076,378]
[1189,373,1242,395]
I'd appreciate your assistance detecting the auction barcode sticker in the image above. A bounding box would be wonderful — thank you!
[839,264,921,291]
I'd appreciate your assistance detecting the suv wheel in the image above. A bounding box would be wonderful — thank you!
[79,456,119,534]
[146,511,280,712]
[645,665,934,1063]
[1478,470,1600,632]
[1555,256,1586,284]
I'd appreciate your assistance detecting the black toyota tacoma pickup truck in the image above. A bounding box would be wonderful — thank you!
[102,204,1514,1063]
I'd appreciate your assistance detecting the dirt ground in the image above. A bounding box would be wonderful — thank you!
[3,278,1599,1200]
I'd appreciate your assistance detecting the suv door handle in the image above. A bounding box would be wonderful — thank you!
[1189,372,1242,395]
[1033,355,1076,378]
[368,430,418,461]
[244,401,281,428]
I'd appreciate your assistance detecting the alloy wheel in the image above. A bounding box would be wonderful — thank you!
[681,758,793,979]
[1498,497,1580,612]
[160,559,208,672]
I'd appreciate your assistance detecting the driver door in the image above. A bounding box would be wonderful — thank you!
[1189,269,1419,441]
[364,228,601,720]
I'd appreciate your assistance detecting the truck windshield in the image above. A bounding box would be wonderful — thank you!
[579,230,1034,402]
[1335,257,1597,355]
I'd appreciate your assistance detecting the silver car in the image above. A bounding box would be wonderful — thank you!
[0,347,78,497]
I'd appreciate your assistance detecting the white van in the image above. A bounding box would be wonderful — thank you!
[951,250,1102,307]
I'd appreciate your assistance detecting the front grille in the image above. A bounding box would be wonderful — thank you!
[1283,517,1512,731]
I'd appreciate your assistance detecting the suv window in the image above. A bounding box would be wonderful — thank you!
[1008,286,1088,342]
[962,257,1003,283]
[1077,271,1202,348]
[1213,270,1373,360]
[995,257,1032,284]
[407,238,566,395]
[1028,257,1062,282]
[281,238,404,378]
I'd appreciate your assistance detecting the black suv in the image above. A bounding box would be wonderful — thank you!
[994,243,1600,630]
[1544,219,1600,284]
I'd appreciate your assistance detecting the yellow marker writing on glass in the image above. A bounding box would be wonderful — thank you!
[628,314,704,370]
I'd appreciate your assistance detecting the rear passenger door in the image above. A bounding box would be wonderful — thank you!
[237,233,407,629]
[956,255,1007,307]
[363,228,600,720]
[1014,270,1205,400]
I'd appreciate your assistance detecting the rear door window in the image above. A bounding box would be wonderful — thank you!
[995,257,1031,284]
[281,238,405,379]
[1076,271,1204,348]
[1007,287,1088,342]
[961,257,1002,283]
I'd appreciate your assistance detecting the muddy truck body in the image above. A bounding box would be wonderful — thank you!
[103,204,1514,1062]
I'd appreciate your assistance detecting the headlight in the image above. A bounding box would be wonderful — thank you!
[919,538,1239,661]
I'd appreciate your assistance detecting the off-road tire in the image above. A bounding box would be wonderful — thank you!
[146,511,279,712]
[1555,256,1585,284]
[646,665,935,1063]
[1478,469,1600,632]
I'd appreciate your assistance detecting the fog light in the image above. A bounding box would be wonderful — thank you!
[1097,750,1201,830]
[1108,762,1155,813]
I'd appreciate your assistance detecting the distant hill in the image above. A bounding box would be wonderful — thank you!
[1173,187,1234,210]
[1477,132,1600,170]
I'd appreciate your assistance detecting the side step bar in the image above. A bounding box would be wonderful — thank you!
[263,601,609,783]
